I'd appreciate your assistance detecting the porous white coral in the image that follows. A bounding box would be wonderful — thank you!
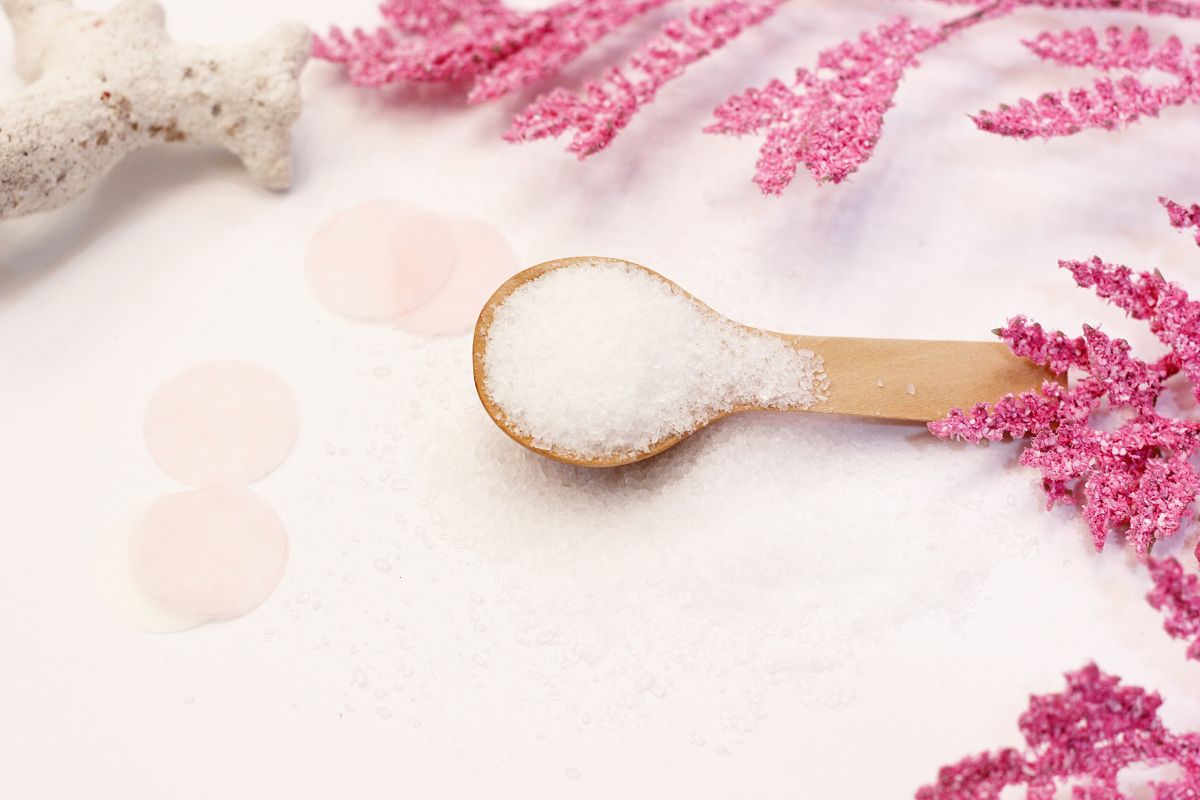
[0,0,310,219]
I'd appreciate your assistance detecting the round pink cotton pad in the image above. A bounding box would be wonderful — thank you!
[304,199,456,321]
[144,359,300,488]
[127,487,289,621]
[394,214,518,336]
[96,513,208,633]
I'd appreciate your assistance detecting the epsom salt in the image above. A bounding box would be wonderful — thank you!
[481,259,828,460]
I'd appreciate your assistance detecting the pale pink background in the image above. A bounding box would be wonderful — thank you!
[3,1,1200,797]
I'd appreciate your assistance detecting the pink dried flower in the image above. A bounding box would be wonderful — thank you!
[318,0,1200,192]
[973,26,1199,140]
[919,0,1200,18]
[704,16,945,191]
[469,0,674,103]
[930,380,1084,444]
[315,0,669,91]
[505,0,783,157]
[379,0,493,36]
[915,663,1200,799]
[930,216,1200,558]
[1162,196,1200,246]
[709,1,1200,192]
[1148,556,1200,660]
[998,316,1089,376]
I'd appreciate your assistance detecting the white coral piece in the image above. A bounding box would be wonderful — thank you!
[0,0,310,219]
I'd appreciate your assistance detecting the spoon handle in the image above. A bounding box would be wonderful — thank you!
[786,336,1055,422]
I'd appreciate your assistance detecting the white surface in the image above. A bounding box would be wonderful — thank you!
[4,1,1200,797]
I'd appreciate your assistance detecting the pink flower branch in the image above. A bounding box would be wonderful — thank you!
[708,1,1200,192]
[915,663,1200,799]
[315,0,672,90]
[468,0,675,103]
[505,0,782,157]
[705,16,947,191]
[1163,196,1200,246]
[973,26,1199,140]
[930,210,1200,558]
[317,1,1200,192]
[1148,556,1200,660]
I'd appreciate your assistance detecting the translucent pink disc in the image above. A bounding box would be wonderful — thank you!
[144,359,300,488]
[304,199,456,321]
[127,487,289,621]
[394,214,519,336]
[96,512,208,634]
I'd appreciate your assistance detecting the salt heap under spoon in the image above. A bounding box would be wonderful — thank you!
[473,257,1054,467]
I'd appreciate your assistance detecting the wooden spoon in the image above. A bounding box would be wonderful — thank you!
[473,257,1055,468]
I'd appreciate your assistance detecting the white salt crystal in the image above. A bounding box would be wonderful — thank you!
[482,259,827,460]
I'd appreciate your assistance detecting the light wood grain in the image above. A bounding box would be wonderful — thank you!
[789,335,1050,421]
[473,258,1057,468]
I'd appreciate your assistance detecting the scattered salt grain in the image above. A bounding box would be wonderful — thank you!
[481,259,828,460]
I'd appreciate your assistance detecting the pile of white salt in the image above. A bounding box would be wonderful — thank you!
[481,259,828,460]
